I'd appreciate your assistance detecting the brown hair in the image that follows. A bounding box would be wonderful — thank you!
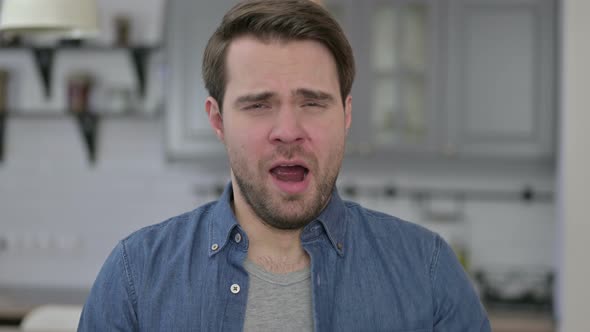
[202,0,355,111]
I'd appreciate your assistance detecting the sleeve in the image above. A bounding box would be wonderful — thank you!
[431,235,491,332]
[77,241,139,331]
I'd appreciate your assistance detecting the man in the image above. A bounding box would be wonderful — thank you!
[79,0,491,330]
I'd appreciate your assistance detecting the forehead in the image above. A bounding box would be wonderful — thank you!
[223,36,340,98]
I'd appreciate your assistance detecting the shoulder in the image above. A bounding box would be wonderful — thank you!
[343,200,442,269]
[119,201,217,263]
[344,200,438,244]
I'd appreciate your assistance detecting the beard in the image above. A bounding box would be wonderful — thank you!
[229,144,343,230]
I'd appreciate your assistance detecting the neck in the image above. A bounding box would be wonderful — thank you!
[245,227,310,274]
[231,183,310,274]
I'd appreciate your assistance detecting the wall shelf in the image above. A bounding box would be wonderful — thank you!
[0,44,161,98]
[3,109,162,120]
[0,109,162,164]
[337,183,554,203]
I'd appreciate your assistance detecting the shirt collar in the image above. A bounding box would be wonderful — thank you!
[207,182,347,257]
[303,188,347,257]
[208,182,240,257]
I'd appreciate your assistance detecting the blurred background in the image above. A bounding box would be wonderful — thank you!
[0,0,587,331]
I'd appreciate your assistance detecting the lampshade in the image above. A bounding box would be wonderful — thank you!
[0,0,99,38]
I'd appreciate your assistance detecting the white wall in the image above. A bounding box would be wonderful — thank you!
[0,0,210,289]
[339,168,555,272]
[0,118,223,288]
[558,0,590,330]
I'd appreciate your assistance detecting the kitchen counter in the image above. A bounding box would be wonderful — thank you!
[489,309,554,332]
[0,286,88,326]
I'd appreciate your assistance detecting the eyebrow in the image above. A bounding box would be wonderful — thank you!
[233,88,336,107]
[293,88,335,103]
[234,91,276,106]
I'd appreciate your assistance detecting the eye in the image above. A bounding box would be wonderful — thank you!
[243,103,269,111]
[302,101,325,108]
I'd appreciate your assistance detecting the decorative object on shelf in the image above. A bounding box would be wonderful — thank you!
[111,13,151,98]
[114,15,132,47]
[0,0,99,98]
[0,69,9,111]
[0,69,9,162]
[68,72,99,163]
[417,193,465,222]
[474,268,554,310]
[0,32,21,46]
[68,73,94,113]
[450,234,470,270]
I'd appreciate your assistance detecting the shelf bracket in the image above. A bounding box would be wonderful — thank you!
[32,47,56,98]
[0,112,5,162]
[74,112,100,164]
[130,47,150,98]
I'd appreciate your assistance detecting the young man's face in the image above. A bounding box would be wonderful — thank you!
[206,36,352,230]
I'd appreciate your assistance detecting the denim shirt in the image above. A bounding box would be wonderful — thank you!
[79,183,490,331]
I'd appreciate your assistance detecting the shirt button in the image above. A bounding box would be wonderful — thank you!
[234,233,242,243]
[230,283,241,294]
[211,243,219,251]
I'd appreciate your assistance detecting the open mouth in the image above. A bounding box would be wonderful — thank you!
[270,164,310,182]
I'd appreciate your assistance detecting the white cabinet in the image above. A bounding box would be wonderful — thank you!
[164,0,556,161]
[326,0,556,160]
[325,0,443,155]
[164,0,236,160]
[364,0,441,154]
[445,0,556,159]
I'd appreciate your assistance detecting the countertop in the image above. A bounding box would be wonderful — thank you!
[489,309,554,332]
[0,286,87,323]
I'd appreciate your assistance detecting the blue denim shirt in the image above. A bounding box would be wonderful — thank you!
[79,183,490,331]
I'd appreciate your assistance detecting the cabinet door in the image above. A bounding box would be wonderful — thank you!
[367,0,441,153]
[164,0,237,160]
[325,0,441,156]
[445,0,556,159]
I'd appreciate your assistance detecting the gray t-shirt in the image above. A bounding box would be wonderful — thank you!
[243,260,313,331]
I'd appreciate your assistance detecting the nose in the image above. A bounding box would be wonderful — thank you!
[268,107,305,145]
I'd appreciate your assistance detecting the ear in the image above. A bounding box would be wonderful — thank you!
[344,95,352,134]
[205,96,224,142]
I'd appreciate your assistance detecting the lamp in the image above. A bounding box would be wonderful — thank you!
[0,0,99,38]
